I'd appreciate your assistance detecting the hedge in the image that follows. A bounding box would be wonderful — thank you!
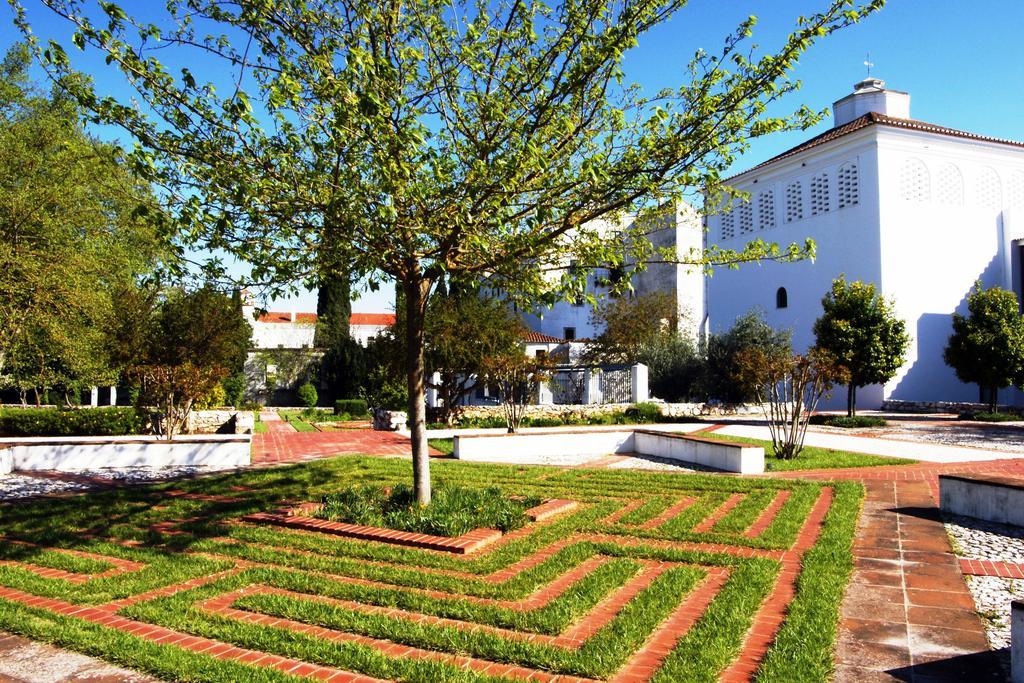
[0,407,145,437]
[334,399,369,417]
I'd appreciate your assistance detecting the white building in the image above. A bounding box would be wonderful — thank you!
[705,77,1024,409]
[520,204,705,342]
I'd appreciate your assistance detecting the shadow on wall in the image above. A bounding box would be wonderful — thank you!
[887,254,1004,405]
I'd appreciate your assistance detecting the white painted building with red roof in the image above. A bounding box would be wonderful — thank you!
[706,77,1024,409]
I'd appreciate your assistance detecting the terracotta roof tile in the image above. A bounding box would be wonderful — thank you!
[730,112,1024,180]
[349,313,396,326]
[521,330,565,343]
[257,311,396,326]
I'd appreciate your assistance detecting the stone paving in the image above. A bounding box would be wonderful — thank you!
[0,630,158,682]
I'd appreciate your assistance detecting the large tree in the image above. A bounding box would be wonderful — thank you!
[944,284,1024,412]
[0,43,166,403]
[813,276,909,416]
[12,0,882,502]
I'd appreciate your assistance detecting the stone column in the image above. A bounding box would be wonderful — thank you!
[631,363,649,403]
[89,386,99,407]
[582,369,602,405]
[109,386,118,406]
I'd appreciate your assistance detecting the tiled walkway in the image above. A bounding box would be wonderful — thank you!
[831,479,1004,682]
[0,629,157,682]
[251,429,424,464]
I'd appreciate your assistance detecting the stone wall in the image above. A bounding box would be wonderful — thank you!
[881,399,1023,416]
[187,410,254,434]
[454,402,761,422]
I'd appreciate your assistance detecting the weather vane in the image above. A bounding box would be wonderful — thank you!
[864,52,874,78]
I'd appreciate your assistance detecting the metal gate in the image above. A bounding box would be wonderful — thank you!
[600,367,632,404]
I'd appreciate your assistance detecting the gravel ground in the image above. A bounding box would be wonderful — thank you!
[0,465,231,502]
[945,512,1024,665]
[606,454,713,472]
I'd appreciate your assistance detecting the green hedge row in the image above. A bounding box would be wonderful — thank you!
[334,399,368,417]
[0,407,145,437]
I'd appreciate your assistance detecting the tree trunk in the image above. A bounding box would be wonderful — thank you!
[847,384,857,418]
[404,277,432,506]
[989,386,998,413]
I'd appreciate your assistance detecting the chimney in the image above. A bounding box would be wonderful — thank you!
[833,77,910,126]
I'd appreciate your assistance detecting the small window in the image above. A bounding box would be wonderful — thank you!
[776,287,788,309]
[563,327,576,341]
[535,350,547,359]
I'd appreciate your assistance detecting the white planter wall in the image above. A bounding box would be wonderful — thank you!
[453,428,763,474]
[0,448,11,475]
[0,434,251,471]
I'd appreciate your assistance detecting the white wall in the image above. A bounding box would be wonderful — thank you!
[2,434,251,471]
[706,130,884,408]
[877,129,1024,405]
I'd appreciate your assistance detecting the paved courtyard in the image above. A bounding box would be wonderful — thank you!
[0,417,1022,681]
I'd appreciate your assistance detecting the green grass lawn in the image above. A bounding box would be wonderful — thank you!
[703,433,917,471]
[427,438,454,455]
[277,410,319,432]
[0,456,863,682]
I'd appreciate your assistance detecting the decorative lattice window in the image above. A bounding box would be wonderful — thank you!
[758,190,775,230]
[936,163,964,206]
[810,172,830,215]
[785,181,803,223]
[975,167,1002,209]
[837,162,859,208]
[899,158,930,202]
[1007,171,1024,208]
[720,211,734,240]
[738,201,754,235]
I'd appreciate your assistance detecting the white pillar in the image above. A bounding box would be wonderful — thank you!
[109,386,117,406]
[1013,600,1024,683]
[89,386,99,407]
[582,369,602,405]
[426,371,441,408]
[631,363,649,403]
[536,379,553,405]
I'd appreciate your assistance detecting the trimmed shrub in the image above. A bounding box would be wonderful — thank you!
[334,399,369,417]
[809,415,888,428]
[296,382,318,409]
[0,407,144,437]
[624,402,662,423]
[958,411,1022,423]
[317,483,543,536]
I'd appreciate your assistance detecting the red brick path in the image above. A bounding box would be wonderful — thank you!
[251,430,420,464]
[959,558,1024,578]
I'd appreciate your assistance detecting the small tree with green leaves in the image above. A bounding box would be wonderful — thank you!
[735,347,848,459]
[813,276,909,416]
[944,284,1024,412]
[704,311,792,403]
[585,291,677,364]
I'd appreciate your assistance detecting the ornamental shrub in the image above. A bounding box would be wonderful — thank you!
[809,414,887,428]
[0,407,144,437]
[333,399,368,416]
[624,402,662,423]
[296,382,318,408]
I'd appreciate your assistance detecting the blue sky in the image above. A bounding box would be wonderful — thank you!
[3,0,1022,314]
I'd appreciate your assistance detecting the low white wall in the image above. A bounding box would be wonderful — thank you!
[939,475,1024,527]
[0,448,10,476]
[633,430,764,475]
[0,434,251,471]
[1014,601,1024,683]
[455,430,635,463]
[453,428,763,473]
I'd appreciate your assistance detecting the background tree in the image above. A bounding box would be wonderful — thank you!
[638,334,704,402]
[480,351,548,434]
[16,0,882,503]
[943,284,1024,412]
[109,286,253,438]
[584,292,677,364]
[704,312,792,403]
[0,43,167,403]
[813,276,909,416]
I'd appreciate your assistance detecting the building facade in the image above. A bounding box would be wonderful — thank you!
[705,77,1024,409]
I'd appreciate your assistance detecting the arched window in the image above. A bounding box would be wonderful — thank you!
[776,287,788,309]
[837,162,859,208]
[758,190,775,230]
[810,172,830,215]
[785,181,803,223]
[936,163,964,206]
[899,158,930,202]
[976,166,1003,209]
